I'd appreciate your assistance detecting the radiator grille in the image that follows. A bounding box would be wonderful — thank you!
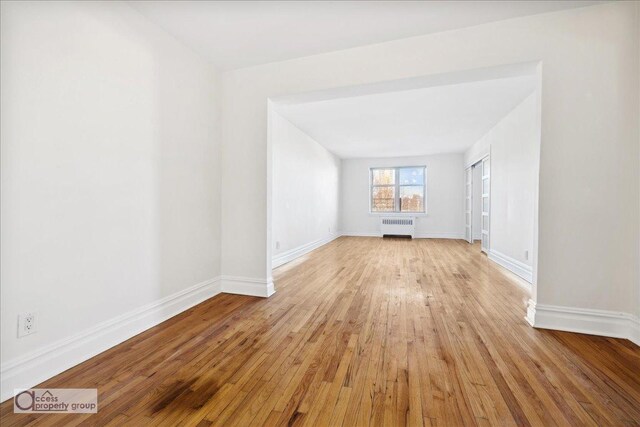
[381,218,414,226]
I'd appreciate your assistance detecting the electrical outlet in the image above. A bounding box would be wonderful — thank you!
[275,241,280,250]
[524,250,529,261]
[18,312,37,338]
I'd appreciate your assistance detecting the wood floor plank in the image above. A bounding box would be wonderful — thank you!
[1,237,638,426]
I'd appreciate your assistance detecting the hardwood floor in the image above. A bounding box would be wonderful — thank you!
[1,237,639,426]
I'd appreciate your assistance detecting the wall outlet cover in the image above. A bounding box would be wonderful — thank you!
[18,312,38,338]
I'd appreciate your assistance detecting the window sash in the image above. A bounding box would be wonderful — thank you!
[370,166,426,213]
[371,185,396,211]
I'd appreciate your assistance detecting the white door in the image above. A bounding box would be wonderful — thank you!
[465,167,473,243]
[481,156,490,253]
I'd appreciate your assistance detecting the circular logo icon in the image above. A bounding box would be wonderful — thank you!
[15,390,35,411]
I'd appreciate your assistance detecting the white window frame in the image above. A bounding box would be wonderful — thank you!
[369,166,427,215]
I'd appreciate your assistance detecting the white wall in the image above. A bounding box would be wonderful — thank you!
[220,2,639,319]
[341,154,464,238]
[465,93,538,270]
[472,164,483,241]
[465,133,491,167]
[271,109,340,263]
[1,0,220,383]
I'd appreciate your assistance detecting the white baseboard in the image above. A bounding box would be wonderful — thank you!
[488,249,533,284]
[414,232,465,239]
[272,233,340,268]
[527,299,640,346]
[341,231,381,237]
[631,317,640,346]
[0,277,222,403]
[220,276,275,297]
[341,231,464,239]
[525,299,536,326]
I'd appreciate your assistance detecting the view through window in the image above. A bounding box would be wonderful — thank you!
[370,166,425,213]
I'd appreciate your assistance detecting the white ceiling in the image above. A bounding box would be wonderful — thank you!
[129,1,602,70]
[273,75,538,159]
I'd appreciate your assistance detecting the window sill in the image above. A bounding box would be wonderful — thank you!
[368,212,428,217]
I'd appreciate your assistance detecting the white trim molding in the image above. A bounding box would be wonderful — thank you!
[341,231,381,237]
[526,299,640,346]
[488,249,533,284]
[0,277,222,403]
[220,276,275,297]
[415,232,465,239]
[341,231,464,239]
[271,232,466,271]
[272,234,339,268]
[525,299,536,326]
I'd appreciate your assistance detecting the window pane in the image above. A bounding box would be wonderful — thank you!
[372,186,395,212]
[372,169,395,185]
[399,167,424,185]
[400,186,424,212]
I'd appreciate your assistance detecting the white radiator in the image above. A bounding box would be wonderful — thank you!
[380,217,415,238]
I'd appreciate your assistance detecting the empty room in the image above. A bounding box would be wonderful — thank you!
[1,1,639,425]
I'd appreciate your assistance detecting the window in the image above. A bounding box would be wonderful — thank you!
[370,166,426,213]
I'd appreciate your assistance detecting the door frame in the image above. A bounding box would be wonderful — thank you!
[465,166,473,244]
[480,155,490,254]
[465,155,490,253]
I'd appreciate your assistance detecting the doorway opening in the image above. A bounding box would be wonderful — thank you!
[465,156,490,253]
[267,61,541,321]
